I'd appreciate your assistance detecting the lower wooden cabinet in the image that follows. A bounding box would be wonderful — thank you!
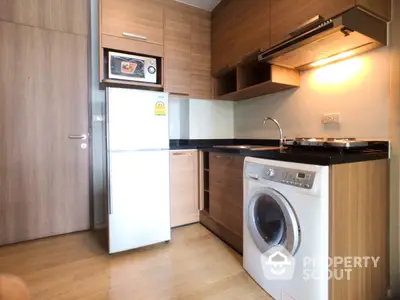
[170,150,200,227]
[205,152,244,252]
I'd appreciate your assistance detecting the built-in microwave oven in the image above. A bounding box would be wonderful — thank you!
[108,51,158,83]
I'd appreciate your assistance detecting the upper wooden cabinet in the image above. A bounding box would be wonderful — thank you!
[164,9,191,95]
[190,13,212,99]
[212,0,391,75]
[164,5,212,99]
[357,0,391,21]
[271,0,391,46]
[212,0,271,75]
[101,0,164,45]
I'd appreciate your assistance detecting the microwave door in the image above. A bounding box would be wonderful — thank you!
[108,52,157,83]
[109,53,145,81]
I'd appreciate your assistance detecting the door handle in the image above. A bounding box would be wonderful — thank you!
[68,134,88,140]
[248,173,259,180]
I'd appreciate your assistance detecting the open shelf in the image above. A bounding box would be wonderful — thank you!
[214,61,300,101]
[214,68,237,97]
[102,79,164,91]
[237,60,271,90]
[202,151,210,213]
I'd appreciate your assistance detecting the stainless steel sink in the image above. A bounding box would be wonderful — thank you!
[249,146,283,151]
[213,145,283,151]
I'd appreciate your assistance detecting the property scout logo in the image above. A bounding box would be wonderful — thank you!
[261,246,380,281]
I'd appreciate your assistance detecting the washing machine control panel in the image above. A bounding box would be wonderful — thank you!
[261,166,316,189]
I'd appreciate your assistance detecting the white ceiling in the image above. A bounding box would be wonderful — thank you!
[174,0,221,11]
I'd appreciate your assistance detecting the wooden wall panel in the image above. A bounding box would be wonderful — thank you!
[330,160,389,300]
[0,0,88,35]
[389,0,400,294]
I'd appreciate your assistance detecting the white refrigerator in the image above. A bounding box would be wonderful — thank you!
[106,87,171,254]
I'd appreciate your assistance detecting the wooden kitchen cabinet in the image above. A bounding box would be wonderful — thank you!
[101,0,164,45]
[190,12,212,100]
[164,6,212,99]
[208,152,244,252]
[170,151,200,228]
[212,0,271,75]
[164,9,191,96]
[270,0,391,47]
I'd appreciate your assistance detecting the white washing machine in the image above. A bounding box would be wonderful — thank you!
[243,157,330,300]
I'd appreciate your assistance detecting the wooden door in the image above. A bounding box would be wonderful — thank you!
[0,21,90,245]
[170,151,199,227]
[164,9,191,96]
[101,0,164,45]
[270,0,355,46]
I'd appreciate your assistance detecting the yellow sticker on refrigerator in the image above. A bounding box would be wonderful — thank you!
[155,101,166,116]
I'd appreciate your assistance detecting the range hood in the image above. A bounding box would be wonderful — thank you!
[258,7,388,70]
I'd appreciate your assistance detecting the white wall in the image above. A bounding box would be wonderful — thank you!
[169,97,235,139]
[188,99,234,139]
[234,47,390,140]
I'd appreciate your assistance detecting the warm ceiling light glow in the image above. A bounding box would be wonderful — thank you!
[310,51,356,67]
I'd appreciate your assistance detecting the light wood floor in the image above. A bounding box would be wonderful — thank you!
[0,224,272,300]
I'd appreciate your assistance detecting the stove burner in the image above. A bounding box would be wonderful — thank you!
[284,137,369,149]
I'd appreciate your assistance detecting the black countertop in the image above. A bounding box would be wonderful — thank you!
[169,139,389,166]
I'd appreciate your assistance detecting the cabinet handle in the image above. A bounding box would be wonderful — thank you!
[172,152,192,156]
[169,92,190,97]
[122,32,148,41]
[215,155,232,159]
[289,15,324,37]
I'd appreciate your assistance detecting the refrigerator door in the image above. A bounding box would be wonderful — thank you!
[107,88,169,151]
[108,150,171,254]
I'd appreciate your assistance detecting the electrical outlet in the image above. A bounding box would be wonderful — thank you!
[322,113,341,124]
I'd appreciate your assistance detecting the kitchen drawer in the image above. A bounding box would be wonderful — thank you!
[101,0,164,45]
[209,152,244,170]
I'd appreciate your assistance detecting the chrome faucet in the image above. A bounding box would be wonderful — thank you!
[263,117,284,148]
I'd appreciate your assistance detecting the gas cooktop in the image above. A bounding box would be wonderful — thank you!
[283,137,370,148]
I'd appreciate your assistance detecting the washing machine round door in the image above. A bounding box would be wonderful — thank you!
[247,188,300,255]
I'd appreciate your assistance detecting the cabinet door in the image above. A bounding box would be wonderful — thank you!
[212,0,271,75]
[170,151,199,227]
[356,0,391,21]
[190,12,212,99]
[209,153,244,239]
[212,0,243,74]
[164,9,191,96]
[101,0,164,45]
[270,0,355,46]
